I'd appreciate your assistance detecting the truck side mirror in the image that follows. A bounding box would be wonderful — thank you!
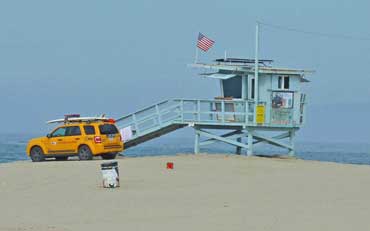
[46,133,51,138]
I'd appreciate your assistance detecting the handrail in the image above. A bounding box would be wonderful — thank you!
[116,98,299,143]
[117,98,253,125]
[173,98,248,103]
[116,99,170,122]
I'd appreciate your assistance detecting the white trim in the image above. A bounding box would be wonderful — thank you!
[219,79,224,97]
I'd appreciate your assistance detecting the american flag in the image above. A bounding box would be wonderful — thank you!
[197,33,215,52]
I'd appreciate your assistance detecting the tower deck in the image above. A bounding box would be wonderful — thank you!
[116,97,306,155]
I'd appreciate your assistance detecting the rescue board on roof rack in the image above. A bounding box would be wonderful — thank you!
[46,117,108,124]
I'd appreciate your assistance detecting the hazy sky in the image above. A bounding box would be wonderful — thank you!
[1,0,370,141]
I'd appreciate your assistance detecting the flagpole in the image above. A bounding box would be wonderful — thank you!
[254,22,260,124]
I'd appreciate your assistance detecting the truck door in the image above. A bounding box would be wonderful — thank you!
[46,126,68,154]
[63,126,82,153]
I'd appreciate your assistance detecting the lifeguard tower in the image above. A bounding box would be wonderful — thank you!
[116,57,313,156]
[116,24,312,156]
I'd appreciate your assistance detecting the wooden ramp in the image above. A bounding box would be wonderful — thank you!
[123,124,187,149]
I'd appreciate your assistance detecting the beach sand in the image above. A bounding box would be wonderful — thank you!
[1,154,370,231]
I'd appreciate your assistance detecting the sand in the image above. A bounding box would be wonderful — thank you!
[1,154,370,231]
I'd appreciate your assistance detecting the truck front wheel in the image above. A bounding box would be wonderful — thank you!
[30,146,45,162]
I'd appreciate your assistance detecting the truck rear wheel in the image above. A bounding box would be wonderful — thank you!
[30,146,45,162]
[78,145,93,160]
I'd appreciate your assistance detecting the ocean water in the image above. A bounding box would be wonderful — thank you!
[1,133,370,165]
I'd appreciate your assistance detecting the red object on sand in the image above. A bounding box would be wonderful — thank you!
[166,162,174,169]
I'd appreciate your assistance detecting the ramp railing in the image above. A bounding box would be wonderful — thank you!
[116,100,183,139]
[116,99,257,143]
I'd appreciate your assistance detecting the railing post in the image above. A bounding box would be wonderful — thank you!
[251,102,255,124]
[155,104,162,126]
[132,114,140,135]
[180,100,184,122]
[245,101,248,124]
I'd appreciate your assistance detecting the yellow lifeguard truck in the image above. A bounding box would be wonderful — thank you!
[26,115,124,162]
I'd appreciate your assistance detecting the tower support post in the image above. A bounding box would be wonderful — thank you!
[288,129,295,156]
[194,127,200,154]
[236,136,242,155]
[247,129,253,156]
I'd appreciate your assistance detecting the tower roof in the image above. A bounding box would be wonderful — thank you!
[189,58,314,82]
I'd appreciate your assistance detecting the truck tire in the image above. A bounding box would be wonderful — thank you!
[30,146,45,162]
[78,145,93,160]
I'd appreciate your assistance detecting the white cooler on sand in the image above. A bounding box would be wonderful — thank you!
[101,161,120,188]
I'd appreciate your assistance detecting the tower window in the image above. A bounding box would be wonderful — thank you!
[278,76,290,90]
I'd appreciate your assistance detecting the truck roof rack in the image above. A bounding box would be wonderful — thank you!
[46,116,114,124]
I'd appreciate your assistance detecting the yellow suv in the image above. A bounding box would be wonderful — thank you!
[26,116,124,162]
